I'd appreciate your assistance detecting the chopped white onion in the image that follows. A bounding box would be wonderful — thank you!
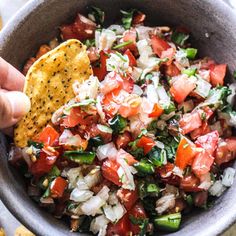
[132,84,143,95]
[194,76,212,98]
[131,67,143,82]
[66,167,82,188]
[97,124,113,134]
[76,177,89,190]
[135,26,153,40]
[198,173,212,190]
[146,84,159,104]
[106,52,129,72]
[96,142,118,161]
[74,75,99,101]
[108,192,119,205]
[81,195,106,216]
[90,215,109,236]
[84,167,101,188]
[175,49,189,67]
[96,29,116,51]
[70,189,94,202]
[227,83,236,106]
[96,95,106,123]
[156,86,171,107]
[108,24,125,35]
[160,111,176,121]
[155,140,165,149]
[156,194,175,214]
[172,166,183,178]
[117,158,136,190]
[209,180,226,197]
[222,167,235,187]
[113,203,126,221]
[59,129,73,145]
[103,204,117,222]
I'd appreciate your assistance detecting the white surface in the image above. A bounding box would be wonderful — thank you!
[0,0,29,26]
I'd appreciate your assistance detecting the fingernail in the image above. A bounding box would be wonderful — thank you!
[5,91,31,118]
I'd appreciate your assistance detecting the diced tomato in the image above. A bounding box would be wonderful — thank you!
[200,58,215,70]
[190,122,211,140]
[180,174,201,192]
[175,137,197,170]
[164,63,181,77]
[117,188,138,210]
[60,14,96,41]
[122,75,134,93]
[119,103,140,118]
[179,111,202,134]
[115,131,132,149]
[161,47,175,65]
[107,214,131,236]
[129,202,147,235]
[148,103,164,118]
[30,151,57,176]
[93,50,109,81]
[150,35,170,57]
[215,137,236,166]
[102,88,121,117]
[124,49,137,67]
[88,124,112,143]
[23,57,36,75]
[195,131,219,156]
[209,64,227,87]
[87,47,99,62]
[50,177,68,198]
[102,159,121,186]
[132,11,146,25]
[170,75,196,103]
[202,106,214,120]
[62,107,97,127]
[192,150,214,177]
[193,191,208,207]
[36,125,59,146]
[122,29,137,54]
[100,71,123,94]
[156,162,181,186]
[137,136,155,155]
[36,45,51,59]
[117,149,138,165]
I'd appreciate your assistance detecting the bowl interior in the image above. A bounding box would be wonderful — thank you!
[0,0,236,236]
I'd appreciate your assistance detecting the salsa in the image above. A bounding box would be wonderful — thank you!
[11,7,236,236]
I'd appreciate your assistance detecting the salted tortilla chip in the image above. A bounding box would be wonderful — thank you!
[14,39,92,147]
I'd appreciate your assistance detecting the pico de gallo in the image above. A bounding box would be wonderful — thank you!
[10,7,236,236]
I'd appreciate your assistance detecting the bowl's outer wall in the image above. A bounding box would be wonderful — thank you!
[0,0,236,236]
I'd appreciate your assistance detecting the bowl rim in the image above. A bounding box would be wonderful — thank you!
[0,0,236,235]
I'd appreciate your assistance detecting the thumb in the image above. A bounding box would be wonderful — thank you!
[0,91,31,129]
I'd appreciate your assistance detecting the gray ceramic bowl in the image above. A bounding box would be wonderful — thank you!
[0,0,236,236]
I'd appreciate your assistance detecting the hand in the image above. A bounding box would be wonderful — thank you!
[0,57,30,130]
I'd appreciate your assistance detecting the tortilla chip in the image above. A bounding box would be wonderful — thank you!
[14,39,92,147]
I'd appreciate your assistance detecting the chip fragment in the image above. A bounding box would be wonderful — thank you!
[14,39,92,147]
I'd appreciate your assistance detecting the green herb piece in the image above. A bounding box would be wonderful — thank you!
[64,99,96,114]
[48,166,61,178]
[147,183,160,193]
[89,6,105,25]
[84,38,96,48]
[147,147,165,167]
[120,9,135,29]
[182,68,197,76]
[134,159,155,175]
[89,136,104,148]
[113,40,133,49]
[233,70,236,79]
[27,140,44,149]
[108,114,127,134]
[154,213,182,232]
[115,51,128,62]
[163,101,176,114]
[129,216,148,236]
[171,30,189,46]
[200,111,207,121]
[63,151,95,164]
[42,186,51,198]
[129,140,144,160]
[185,48,198,59]
[186,195,193,206]
[138,129,148,138]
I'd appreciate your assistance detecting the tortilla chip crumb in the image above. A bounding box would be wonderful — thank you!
[14,225,35,236]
